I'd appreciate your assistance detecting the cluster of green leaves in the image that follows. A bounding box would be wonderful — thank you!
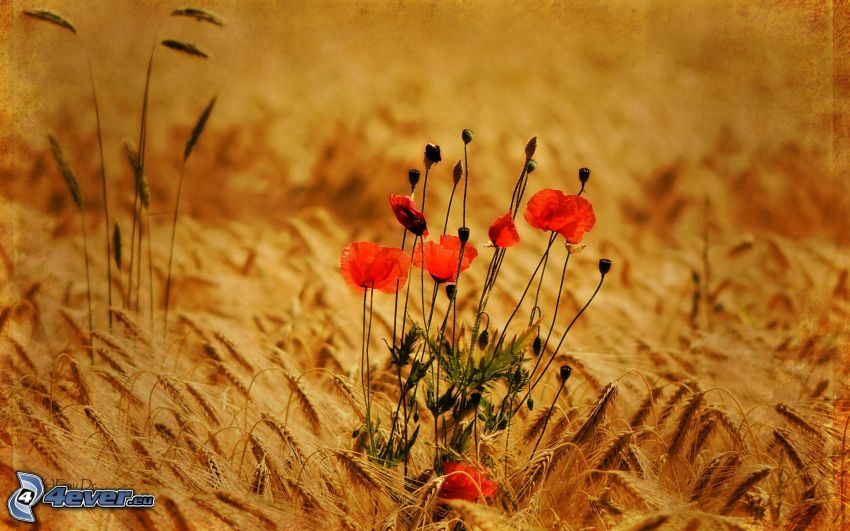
[366,317,540,469]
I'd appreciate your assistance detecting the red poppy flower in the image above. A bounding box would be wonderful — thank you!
[340,242,410,294]
[413,235,478,284]
[523,189,596,243]
[488,211,520,248]
[438,461,498,501]
[389,194,428,237]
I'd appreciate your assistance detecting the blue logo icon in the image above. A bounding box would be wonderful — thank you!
[7,472,45,523]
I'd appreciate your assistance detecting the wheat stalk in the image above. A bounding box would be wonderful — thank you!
[23,10,76,33]
[214,492,278,529]
[171,7,225,26]
[48,134,93,353]
[667,391,704,457]
[721,466,772,514]
[572,382,618,445]
[775,403,825,442]
[164,97,217,337]
[162,496,192,531]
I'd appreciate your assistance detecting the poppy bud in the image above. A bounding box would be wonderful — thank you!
[462,129,474,144]
[445,284,456,300]
[527,398,534,411]
[470,392,482,407]
[477,329,489,350]
[413,411,419,422]
[533,336,542,356]
[599,258,612,276]
[525,159,537,174]
[425,143,442,165]
[525,136,537,159]
[559,365,572,381]
[458,226,470,244]
[579,167,590,185]
[453,159,463,186]
[408,169,421,188]
[352,428,360,438]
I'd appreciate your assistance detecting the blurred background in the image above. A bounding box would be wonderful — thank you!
[2,0,848,445]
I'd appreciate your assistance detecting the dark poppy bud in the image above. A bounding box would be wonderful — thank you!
[533,336,542,356]
[453,159,463,186]
[445,284,456,300]
[425,143,442,165]
[559,365,572,381]
[599,258,612,276]
[527,398,534,411]
[462,129,473,144]
[352,428,360,438]
[408,169,421,188]
[579,167,590,185]
[526,159,537,174]
[470,392,482,407]
[525,136,537,159]
[458,226,470,244]
[477,329,490,350]
[413,411,419,422]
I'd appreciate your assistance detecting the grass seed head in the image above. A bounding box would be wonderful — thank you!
[23,10,76,33]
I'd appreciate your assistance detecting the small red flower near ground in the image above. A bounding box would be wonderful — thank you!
[389,194,428,237]
[523,189,596,243]
[340,242,410,294]
[438,461,499,501]
[413,235,478,284]
[488,211,520,248]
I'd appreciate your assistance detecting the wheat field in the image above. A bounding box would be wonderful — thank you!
[1,1,849,529]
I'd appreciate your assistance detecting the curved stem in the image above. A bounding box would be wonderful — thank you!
[525,275,605,402]
[462,144,469,227]
[81,45,112,330]
[494,232,558,352]
[163,162,187,337]
[529,377,566,459]
[442,184,458,235]
[526,251,571,387]
[79,209,93,361]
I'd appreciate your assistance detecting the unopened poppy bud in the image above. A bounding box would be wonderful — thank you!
[445,284,456,300]
[525,136,537,159]
[525,159,537,174]
[527,398,534,411]
[462,129,473,144]
[559,365,572,381]
[477,329,490,350]
[579,167,590,185]
[425,143,442,165]
[453,159,463,185]
[470,392,482,407]
[408,169,421,188]
[352,428,360,438]
[457,226,470,244]
[413,411,419,422]
[599,258,612,276]
[533,336,542,356]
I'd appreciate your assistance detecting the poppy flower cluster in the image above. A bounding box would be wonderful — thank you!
[438,461,499,501]
[524,188,596,243]
[340,242,410,294]
[336,134,610,512]
[413,235,479,284]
